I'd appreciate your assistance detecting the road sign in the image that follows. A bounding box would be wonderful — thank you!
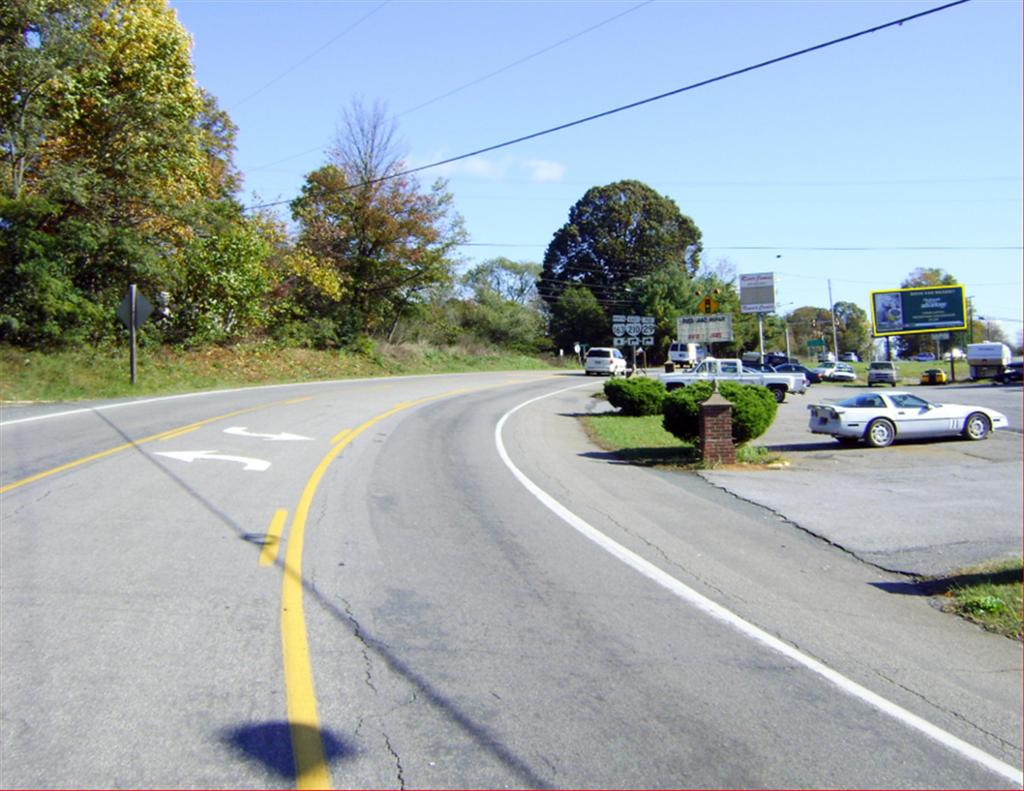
[117,289,153,330]
[699,296,718,314]
[612,314,655,347]
[807,338,825,348]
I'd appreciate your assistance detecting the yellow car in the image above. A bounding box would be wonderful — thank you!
[920,368,947,385]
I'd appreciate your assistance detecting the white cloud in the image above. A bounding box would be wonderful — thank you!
[525,159,566,183]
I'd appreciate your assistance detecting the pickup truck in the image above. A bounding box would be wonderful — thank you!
[658,357,807,403]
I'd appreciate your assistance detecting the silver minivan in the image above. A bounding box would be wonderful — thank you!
[867,360,898,386]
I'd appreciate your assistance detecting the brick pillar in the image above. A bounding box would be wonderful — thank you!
[699,391,735,465]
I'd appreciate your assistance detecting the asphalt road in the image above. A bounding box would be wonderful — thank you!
[1,372,1021,789]
[702,380,1023,575]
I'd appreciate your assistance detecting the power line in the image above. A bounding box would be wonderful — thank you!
[246,1,652,173]
[244,0,972,212]
[228,1,391,111]
[394,1,654,119]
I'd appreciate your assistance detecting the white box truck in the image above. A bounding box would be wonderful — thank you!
[967,342,1011,380]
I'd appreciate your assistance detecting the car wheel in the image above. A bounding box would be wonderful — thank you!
[865,418,895,448]
[768,386,785,403]
[962,412,990,441]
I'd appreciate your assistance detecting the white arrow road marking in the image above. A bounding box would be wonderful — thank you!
[154,450,271,472]
[223,426,313,441]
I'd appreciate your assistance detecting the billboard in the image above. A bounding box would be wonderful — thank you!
[739,272,775,314]
[677,313,734,344]
[870,285,966,337]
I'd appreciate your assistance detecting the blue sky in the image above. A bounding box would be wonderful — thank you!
[171,0,1022,344]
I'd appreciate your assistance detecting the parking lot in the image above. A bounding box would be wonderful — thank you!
[700,381,1023,576]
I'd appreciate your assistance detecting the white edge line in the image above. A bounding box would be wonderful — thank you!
[0,370,549,428]
[495,383,1023,787]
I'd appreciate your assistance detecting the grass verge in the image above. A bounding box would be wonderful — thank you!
[930,559,1023,640]
[0,341,558,403]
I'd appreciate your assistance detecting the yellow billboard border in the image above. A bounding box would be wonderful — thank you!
[869,284,967,337]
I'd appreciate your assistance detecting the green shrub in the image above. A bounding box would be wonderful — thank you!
[604,376,667,416]
[662,381,777,446]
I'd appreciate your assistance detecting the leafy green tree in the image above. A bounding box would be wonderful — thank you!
[539,180,702,316]
[548,285,607,351]
[289,100,466,346]
[833,301,872,360]
[461,257,540,306]
[786,306,833,359]
[1,0,247,346]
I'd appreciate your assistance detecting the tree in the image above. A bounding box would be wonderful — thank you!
[548,286,607,351]
[289,99,466,346]
[453,257,547,352]
[539,180,702,316]
[786,306,834,359]
[462,257,540,306]
[833,301,872,360]
[1,0,246,346]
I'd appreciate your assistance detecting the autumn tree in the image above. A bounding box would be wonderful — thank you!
[1,0,251,346]
[833,301,872,360]
[288,100,466,346]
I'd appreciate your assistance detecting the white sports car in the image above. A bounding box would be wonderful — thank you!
[807,391,1009,448]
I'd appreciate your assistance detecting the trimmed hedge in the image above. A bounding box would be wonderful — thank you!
[603,376,667,416]
[662,381,777,446]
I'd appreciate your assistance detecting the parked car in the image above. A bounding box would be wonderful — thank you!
[584,347,627,376]
[920,368,947,385]
[840,352,860,362]
[807,391,1009,448]
[813,361,856,382]
[912,352,936,362]
[867,360,898,387]
[775,362,821,384]
[994,360,1023,385]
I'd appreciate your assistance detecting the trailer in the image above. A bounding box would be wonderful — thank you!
[966,342,1011,380]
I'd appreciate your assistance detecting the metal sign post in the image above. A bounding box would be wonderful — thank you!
[116,285,154,385]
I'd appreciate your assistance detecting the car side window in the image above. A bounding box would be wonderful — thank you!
[891,394,929,409]
[859,395,884,408]
[721,361,738,374]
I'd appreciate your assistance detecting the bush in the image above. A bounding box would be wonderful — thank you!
[604,376,667,416]
[662,381,777,446]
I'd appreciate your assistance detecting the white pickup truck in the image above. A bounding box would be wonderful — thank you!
[659,357,808,403]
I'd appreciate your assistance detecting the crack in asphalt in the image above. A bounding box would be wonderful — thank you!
[384,733,405,789]
[869,666,1021,753]
[695,473,922,577]
[602,509,741,605]
[340,597,378,695]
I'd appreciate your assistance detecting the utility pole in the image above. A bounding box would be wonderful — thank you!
[828,279,840,358]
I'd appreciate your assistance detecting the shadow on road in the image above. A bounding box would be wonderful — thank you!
[222,721,351,780]
[870,566,1023,597]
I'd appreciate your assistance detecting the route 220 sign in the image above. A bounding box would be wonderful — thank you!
[611,315,656,348]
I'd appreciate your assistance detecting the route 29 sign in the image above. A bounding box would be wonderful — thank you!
[612,314,655,347]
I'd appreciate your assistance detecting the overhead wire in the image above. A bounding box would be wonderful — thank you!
[246,0,653,173]
[244,0,973,212]
[228,1,391,111]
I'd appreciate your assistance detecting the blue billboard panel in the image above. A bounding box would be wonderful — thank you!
[870,285,966,337]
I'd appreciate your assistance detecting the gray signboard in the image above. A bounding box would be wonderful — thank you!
[870,285,966,336]
[677,313,734,343]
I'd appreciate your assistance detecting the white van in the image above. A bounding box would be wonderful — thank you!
[668,342,704,367]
